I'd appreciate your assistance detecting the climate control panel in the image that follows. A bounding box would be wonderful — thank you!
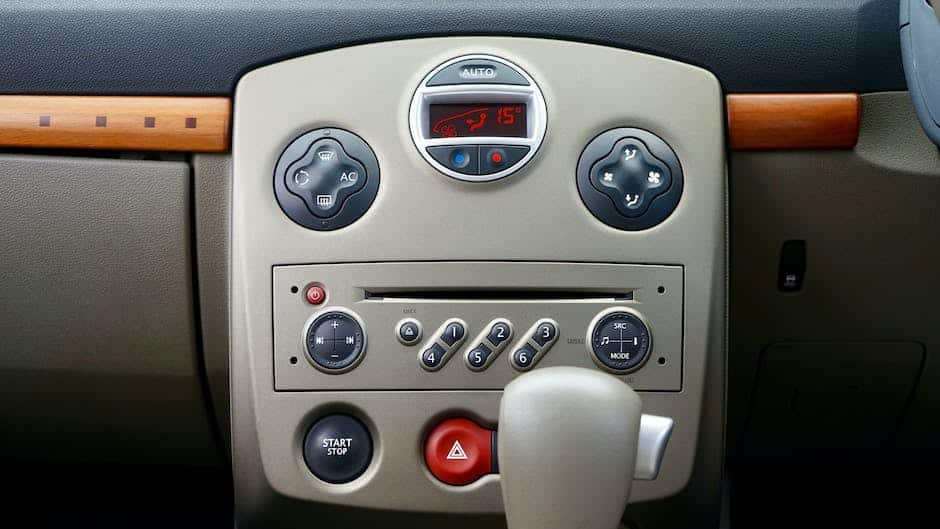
[409,54,547,182]
[273,261,683,391]
[274,128,380,231]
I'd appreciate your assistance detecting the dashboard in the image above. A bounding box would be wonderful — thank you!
[1,2,938,528]
[231,38,724,517]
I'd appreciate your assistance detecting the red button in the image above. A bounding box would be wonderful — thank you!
[424,418,494,486]
[305,285,326,305]
[490,151,503,164]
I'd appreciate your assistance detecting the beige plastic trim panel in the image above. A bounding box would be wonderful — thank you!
[0,155,218,465]
[231,37,726,521]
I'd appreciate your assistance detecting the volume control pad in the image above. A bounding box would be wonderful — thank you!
[303,308,367,373]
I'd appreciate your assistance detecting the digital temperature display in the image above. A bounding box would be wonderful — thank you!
[428,104,527,138]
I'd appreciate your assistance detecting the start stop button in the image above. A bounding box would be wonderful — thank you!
[303,414,373,484]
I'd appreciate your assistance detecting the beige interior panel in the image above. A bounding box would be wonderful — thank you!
[744,341,924,460]
[230,37,727,525]
[730,92,940,461]
[194,153,233,453]
[0,154,218,466]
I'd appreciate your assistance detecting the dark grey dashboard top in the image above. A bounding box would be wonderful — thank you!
[0,0,903,95]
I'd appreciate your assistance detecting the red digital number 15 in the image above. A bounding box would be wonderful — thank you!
[497,106,521,125]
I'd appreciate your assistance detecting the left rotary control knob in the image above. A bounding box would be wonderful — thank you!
[274,128,380,231]
[303,308,367,373]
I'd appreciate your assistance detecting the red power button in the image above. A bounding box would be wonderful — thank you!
[305,285,326,305]
[424,418,495,486]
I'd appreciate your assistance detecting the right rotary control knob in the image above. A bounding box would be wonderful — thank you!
[587,307,652,373]
[577,128,683,230]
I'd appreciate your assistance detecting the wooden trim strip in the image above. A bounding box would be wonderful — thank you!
[0,93,858,153]
[727,93,860,150]
[0,96,230,152]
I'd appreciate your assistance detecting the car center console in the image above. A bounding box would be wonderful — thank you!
[231,37,725,524]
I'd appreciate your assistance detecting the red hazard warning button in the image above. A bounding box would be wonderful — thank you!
[424,417,495,486]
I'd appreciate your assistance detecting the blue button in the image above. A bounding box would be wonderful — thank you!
[426,146,480,175]
[451,150,471,168]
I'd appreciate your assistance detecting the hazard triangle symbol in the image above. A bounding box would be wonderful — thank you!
[446,440,469,460]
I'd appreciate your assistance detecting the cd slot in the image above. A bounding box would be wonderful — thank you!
[363,289,634,302]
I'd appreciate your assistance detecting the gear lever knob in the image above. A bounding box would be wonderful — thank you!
[498,367,643,529]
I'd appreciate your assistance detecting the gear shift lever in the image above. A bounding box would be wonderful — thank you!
[499,367,668,529]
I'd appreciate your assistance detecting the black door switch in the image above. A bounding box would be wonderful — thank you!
[778,240,807,292]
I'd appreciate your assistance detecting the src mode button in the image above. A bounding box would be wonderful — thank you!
[588,308,652,374]
[426,57,529,86]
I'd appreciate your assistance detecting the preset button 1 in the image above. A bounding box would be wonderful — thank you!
[441,320,466,346]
